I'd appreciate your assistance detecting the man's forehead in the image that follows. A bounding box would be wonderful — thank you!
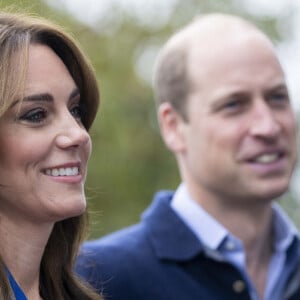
[185,29,285,97]
[191,16,270,47]
[165,13,274,69]
[185,19,277,78]
[191,13,255,31]
[171,14,260,45]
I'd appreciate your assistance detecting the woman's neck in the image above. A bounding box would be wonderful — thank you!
[0,214,53,297]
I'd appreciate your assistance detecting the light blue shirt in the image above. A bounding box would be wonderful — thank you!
[171,183,300,300]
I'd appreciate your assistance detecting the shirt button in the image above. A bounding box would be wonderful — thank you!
[226,241,235,250]
[232,280,245,293]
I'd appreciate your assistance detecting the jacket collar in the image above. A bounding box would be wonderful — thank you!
[142,191,204,261]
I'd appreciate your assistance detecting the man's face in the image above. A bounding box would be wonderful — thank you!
[164,33,297,205]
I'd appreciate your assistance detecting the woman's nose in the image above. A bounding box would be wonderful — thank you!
[55,113,91,149]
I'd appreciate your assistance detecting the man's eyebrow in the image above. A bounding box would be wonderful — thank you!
[270,83,288,91]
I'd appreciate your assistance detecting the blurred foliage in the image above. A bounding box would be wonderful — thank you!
[1,0,299,238]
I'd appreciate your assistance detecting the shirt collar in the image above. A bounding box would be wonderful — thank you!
[171,183,298,253]
[272,202,299,252]
[171,183,228,250]
[142,190,204,260]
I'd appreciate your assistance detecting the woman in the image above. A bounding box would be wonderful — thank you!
[0,12,102,300]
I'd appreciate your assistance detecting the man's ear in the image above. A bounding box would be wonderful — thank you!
[158,102,186,153]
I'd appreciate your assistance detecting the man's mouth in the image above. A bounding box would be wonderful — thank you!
[251,153,282,164]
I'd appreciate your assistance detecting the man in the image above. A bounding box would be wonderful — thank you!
[76,14,300,300]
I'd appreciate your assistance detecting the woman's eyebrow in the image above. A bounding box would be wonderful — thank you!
[10,88,80,108]
[69,88,80,100]
[9,93,53,108]
[23,93,53,102]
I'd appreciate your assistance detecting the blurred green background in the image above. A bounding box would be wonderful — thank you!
[2,0,300,239]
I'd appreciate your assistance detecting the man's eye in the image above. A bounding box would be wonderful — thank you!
[224,100,240,109]
[269,93,289,105]
[221,99,245,113]
[19,108,47,123]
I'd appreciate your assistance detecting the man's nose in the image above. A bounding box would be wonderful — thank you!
[249,101,281,139]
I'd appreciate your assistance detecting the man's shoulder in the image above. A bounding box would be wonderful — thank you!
[81,222,148,257]
[76,221,159,286]
[81,190,175,256]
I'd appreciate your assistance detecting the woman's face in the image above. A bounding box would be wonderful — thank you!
[0,44,92,224]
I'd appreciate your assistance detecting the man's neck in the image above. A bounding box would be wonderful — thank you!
[187,184,275,298]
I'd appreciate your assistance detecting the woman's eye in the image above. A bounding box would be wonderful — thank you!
[19,108,47,123]
[70,103,85,120]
